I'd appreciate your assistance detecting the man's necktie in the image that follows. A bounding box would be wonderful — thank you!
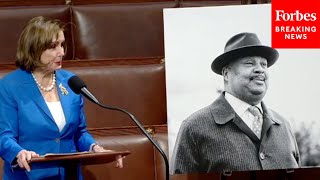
[248,106,263,139]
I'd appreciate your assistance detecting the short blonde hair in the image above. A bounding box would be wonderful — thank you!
[16,16,66,71]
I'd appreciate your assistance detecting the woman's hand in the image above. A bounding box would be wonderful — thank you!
[93,145,124,168]
[16,150,40,172]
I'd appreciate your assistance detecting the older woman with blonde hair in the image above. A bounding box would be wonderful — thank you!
[0,16,122,179]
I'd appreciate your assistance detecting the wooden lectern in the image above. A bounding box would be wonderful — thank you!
[29,150,130,180]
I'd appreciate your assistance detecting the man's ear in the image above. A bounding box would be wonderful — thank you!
[222,67,229,82]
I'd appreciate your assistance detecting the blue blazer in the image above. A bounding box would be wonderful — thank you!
[0,69,96,179]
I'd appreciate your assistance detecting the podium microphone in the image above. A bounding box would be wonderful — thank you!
[68,75,169,180]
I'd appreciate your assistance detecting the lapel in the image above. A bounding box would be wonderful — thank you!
[260,102,281,139]
[210,93,260,143]
[20,69,72,133]
[55,70,72,133]
[233,115,260,143]
[20,69,55,122]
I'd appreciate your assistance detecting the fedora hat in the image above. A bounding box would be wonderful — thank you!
[211,32,279,75]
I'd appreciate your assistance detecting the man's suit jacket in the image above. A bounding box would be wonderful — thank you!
[171,93,300,174]
[0,68,96,180]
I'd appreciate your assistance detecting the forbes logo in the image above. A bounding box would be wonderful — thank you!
[275,10,317,21]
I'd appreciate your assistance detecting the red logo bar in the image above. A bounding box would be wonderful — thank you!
[272,0,320,48]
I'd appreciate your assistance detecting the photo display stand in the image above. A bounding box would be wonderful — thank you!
[170,168,320,180]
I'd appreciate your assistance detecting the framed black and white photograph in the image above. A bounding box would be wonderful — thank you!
[164,3,320,173]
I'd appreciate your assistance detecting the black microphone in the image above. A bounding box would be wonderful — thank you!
[67,75,170,180]
[68,76,99,104]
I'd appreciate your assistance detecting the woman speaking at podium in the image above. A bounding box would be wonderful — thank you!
[0,16,122,179]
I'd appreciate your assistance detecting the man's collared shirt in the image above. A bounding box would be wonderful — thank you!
[224,92,263,131]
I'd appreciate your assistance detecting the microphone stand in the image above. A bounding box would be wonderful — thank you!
[95,102,170,180]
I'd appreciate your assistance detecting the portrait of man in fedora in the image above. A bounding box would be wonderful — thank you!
[170,32,301,174]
